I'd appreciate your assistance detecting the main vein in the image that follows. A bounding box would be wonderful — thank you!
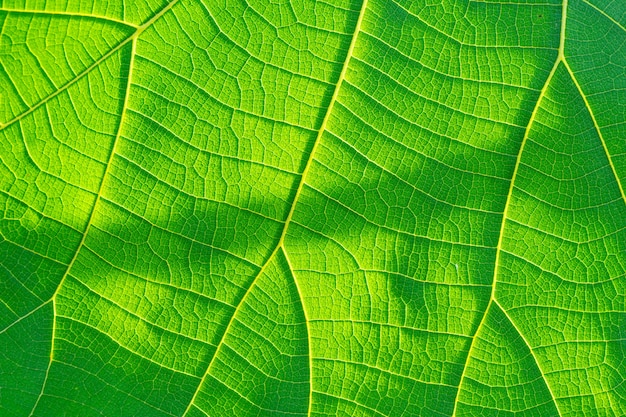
[450,1,568,416]
[25,1,180,414]
[180,0,369,415]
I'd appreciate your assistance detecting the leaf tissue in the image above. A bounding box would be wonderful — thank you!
[0,0,625,415]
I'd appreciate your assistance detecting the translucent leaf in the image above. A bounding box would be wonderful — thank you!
[1,0,625,416]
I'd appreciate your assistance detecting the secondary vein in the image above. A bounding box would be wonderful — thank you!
[0,0,179,131]
[0,8,138,29]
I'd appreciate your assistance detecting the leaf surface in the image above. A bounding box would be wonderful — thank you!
[1,0,625,416]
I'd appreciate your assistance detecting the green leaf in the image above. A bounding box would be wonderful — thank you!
[1,0,625,415]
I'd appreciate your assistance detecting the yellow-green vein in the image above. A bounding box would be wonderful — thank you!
[451,1,569,414]
[180,0,369,414]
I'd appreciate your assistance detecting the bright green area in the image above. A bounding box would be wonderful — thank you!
[0,0,625,416]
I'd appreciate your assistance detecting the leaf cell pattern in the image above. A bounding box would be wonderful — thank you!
[0,0,625,416]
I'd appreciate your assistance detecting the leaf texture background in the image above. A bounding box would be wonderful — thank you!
[0,0,625,416]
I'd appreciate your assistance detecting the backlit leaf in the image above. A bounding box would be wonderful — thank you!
[1,0,625,415]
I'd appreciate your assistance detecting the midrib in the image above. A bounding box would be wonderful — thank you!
[450,1,570,416]
[179,0,369,415]
[26,1,181,415]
